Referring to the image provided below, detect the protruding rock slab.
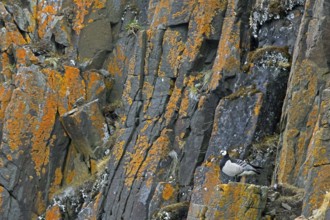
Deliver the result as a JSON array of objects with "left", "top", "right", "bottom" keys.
[
  {"left": 149, "top": 182, "right": 179, "bottom": 219},
  {"left": 208, "top": 90, "right": 263, "bottom": 156},
  {"left": 0, "top": 186, "right": 21, "bottom": 219},
  {"left": 187, "top": 162, "right": 268, "bottom": 220},
  {"left": 78, "top": 19, "right": 112, "bottom": 60},
  {"left": 61, "top": 99, "right": 109, "bottom": 160}
]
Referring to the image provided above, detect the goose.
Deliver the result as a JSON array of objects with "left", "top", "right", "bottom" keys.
[{"left": 219, "top": 150, "right": 262, "bottom": 180}]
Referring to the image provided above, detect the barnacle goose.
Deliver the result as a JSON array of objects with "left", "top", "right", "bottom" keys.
[{"left": 219, "top": 150, "right": 262, "bottom": 178}]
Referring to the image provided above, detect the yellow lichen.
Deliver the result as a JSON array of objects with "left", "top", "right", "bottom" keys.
[{"left": 162, "top": 183, "right": 175, "bottom": 200}]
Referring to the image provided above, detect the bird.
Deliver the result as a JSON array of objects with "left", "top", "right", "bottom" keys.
[{"left": 219, "top": 150, "right": 262, "bottom": 181}]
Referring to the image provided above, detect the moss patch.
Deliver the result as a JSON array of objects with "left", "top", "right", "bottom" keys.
[{"left": 224, "top": 85, "right": 260, "bottom": 101}]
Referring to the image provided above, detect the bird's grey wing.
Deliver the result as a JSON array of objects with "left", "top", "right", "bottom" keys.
[
  {"left": 233, "top": 159, "right": 256, "bottom": 171},
  {"left": 222, "top": 160, "right": 244, "bottom": 177}
]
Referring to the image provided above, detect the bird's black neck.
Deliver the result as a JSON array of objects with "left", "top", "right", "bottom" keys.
[{"left": 220, "top": 153, "right": 230, "bottom": 169}]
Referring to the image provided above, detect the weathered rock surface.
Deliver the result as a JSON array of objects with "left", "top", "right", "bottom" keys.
[
  {"left": 275, "top": 0, "right": 330, "bottom": 217},
  {"left": 0, "top": 0, "right": 329, "bottom": 219},
  {"left": 187, "top": 165, "right": 268, "bottom": 220},
  {"left": 61, "top": 99, "right": 109, "bottom": 161}
]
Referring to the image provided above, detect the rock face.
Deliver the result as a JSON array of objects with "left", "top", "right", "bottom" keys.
[{"left": 0, "top": 0, "right": 329, "bottom": 220}]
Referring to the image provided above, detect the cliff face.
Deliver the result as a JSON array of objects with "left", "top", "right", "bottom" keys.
[{"left": 0, "top": 0, "right": 329, "bottom": 220}]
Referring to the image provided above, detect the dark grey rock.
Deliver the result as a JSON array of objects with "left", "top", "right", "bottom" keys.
[
  {"left": 159, "top": 29, "right": 186, "bottom": 78},
  {"left": 258, "top": 7, "right": 304, "bottom": 53},
  {"left": 179, "top": 134, "right": 205, "bottom": 186},
  {"left": 78, "top": 19, "right": 112, "bottom": 60},
  {"left": 6, "top": 4, "right": 29, "bottom": 32},
  {"left": 103, "top": 36, "right": 133, "bottom": 102},
  {"left": 153, "top": 77, "right": 172, "bottom": 98},
  {"left": 146, "top": 96, "right": 168, "bottom": 119},
  {"left": 61, "top": 99, "right": 109, "bottom": 160},
  {"left": 82, "top": 70, "right": 108, "bottom": 105},
  {"left": 168, "top": 0, "right": 195, "bottom": 26},
  {"left": 0, "top": 187, "right": 22, "bottom": 219},
  {"left": 131, "top": 30, "right": 147, "bottom": 76},
  {"left": 126, "top": 100, "right": 142, "bottom": 127},
  {"left": 208, "top": 92, "right": 264, "bottom": 157},
  {"left": 0, "top": 158, "right": 19, "bottom": 191},
  {"left": 106, "top": 0, "right": 128, "bottom": 24},
  {"left": 146, "top": 29, "right": 165, "bottom": 77}
]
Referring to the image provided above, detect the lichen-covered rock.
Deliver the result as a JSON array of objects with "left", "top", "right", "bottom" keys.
[
  {"left": 275, "top": 0, "right": 330, "bottom": 217},
  {"left": 0, "top": 0, "right": 329, "bottom": 219},
  {"left": 153, "top": 202, "right": 189, "bottom": 220},
  {"left": 61, "top": 99, "right": 110, "bottom": 161},
  {"left": 45, "top": 205, "right": 62, "bottom": 220},
  {"left": 82, "top": 70, "right": 108, "bottom": 105},
  {"left": 78, "top": 18, "right": 112, "bottom": 61},
  {"left": 308, "top": 192, "right": 330, "bottom": 220},
  {"left": 187, "top": 162, "right": 268, "bottom": 220},
  {"left": 149, "top": 182, "right": 179, "bottom": 219}
]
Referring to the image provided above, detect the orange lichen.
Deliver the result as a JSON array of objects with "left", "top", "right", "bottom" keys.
[
  {"left": 150, "top": 0, "right": 170, "bottom": 28},
  {"left": 162, "top": 183, "right": 175, "bottom": 200},
  {"left": 30, "top": 93, "right": 57, "bottom": 176},
  {"left": 15, "top": 48, "right": 27, "bottom": 65},
  {"left": 164, "top": 86, "right": 182, "bottom": 126},
  {"left": 48, "top": 168, "right": 63, "bottom": 200},
  {"left": 197, "top": 95, "right": 207, "bottom": 109},
  {"left": 83, "top": 71, "right": 105, "bottom": 101},
  {"left": 72, "top": 0, "right": 105, "bottom": 34},
  {"left": 124, "top": 129, "right": 170, "bottom": 188},
  {"left": 181, "top": 0, "right": 227, "bottom": 64},
  {"left": 201, "top": 163, "right": 221, "bottom": 205},
  {"left": 210, "top": 1, "right": 241, "bottom": 91},
  {"left": 107, "top": 46, "right": 125, "bottom": 76},
  {"left": 65, "top": 169, "right": 76, "bottom": 185},
  {"left": 171, "top": 1, "right": 194, "bottom": 19},
  {"left": 93, "top": 0, "right": 106, "bottom": 9},
  {"left": 125, "top": 135, "right": 150, "bottom": 186},
  {"left": 0, "top": 186, "right": 4, "bottom": 209},
  {"left": 276, "top": 60, "right": 320, "bottom": 184},
  {"left": 72, "top": 0, "right": 92, "bottom": 33},
  {"left": 112, "top": 140, "right": 126, "bottom": 163},
  {"left": 164, "top": 30, "right": 185, "bottom": 74},
  {"left": 0, "top": 83, "right": 13, "bottom": 121},
  {"left": 142, "top": 81, "right": 154, "bottom": 102},
  {"left": 58, "top": 66, "right": 86, "bottom": 114},
  {"left": 193, "top": 0, "right": 227, "bottom": 38},
  {"left": 36, "top": 191, "right": 46, "bottom": 215},
  {"left": 5, "top": 99, "right": 27, "bottom": 152},
  {"left": 2, "top": 28, "right": 27, "bottom": 50},
  {"left": 277, "top": 128, "right": 299, "bottom": 183},
  {"left": 45, "top": 205, "right": 62, "bottom": 220},
  {"left": 303, "top": 166, "right": 330, "bottom": 214},
  {"left": 122, "top": 76, "right": 134, "bottom": 106},
  {"left": 37, "top": 1, "right": 60, "bottom": 38},
  {"left": 178, "top": 90, "right": 190, "bottom": 118},
  {"left": 6, "top": 155, "right": 12, "bottom": 161},
  {"left": 253, "top": 95, "right": 263, "bottom": 116}
]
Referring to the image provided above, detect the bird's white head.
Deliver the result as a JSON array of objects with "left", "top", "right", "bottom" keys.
[{"left": 220, "top": 150, "right": 227, "bottom": 156}]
